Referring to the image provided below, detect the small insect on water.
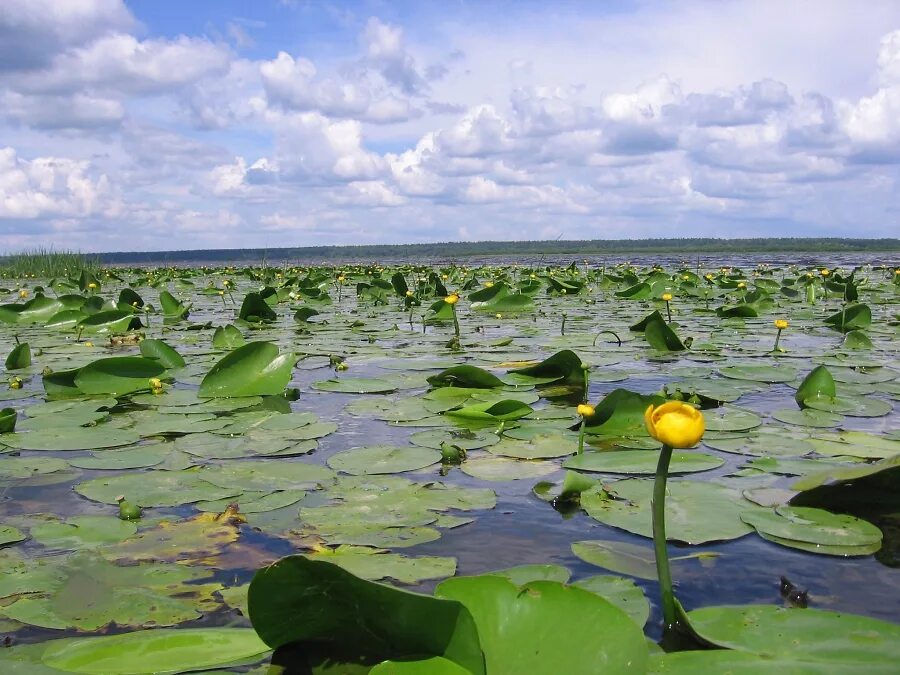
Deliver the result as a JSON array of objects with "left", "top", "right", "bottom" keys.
[{"left": 780, "top": 575, "right": 809, "bottom": 608}]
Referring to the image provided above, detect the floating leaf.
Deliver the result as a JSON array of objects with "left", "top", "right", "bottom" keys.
[
  {"left": 328, "top": 446, "right": 441, "bottom": 475},
  {"left": 199, "top": 342, "right": 296, "bottom": 398},
  {"left": 248, "top": 556, "right": 485, "bottom": 673},
  {"left": 436, "top": 575, "right": 647, "bottom": 675},
  {"left": 41, "top": 628, "right": 268, "bottom": 675}
]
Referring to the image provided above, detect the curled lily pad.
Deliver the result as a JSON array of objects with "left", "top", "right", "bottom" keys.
[
  {"left": 74, "top": 357, "right": 165, "bottom": 396},
  {"left": 198, "top": 342, "right": 296, "bottom": 398},
  {"left": 0, "top": 524, "right": 25, "bottom": 547},
  {"left": 741, "top": 506, "right": 882, "bottom": 550}
]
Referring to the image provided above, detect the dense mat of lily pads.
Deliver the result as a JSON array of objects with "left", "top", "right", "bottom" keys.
[{"left": 0, "top": 259, "right": 898, "bottom": 673}]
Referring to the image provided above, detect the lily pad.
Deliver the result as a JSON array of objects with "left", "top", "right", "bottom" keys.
[{"left": 327, "top": 446, "right": 442, "bottom": 475}]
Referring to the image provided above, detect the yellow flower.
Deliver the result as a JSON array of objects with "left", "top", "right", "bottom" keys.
[
  {"left": 662, "top": 293, "right": 673, "bottom": 301},
  {"left": 644, "top": 401, "right": 705, "bottom": 448},
  {"left": 18, "top": 289, "right": 28, "bottom": 298},
  {"left": 441, "top": 274, "right": 449, "bottom": 280},
  {"left": 88, "top": 282, "right": 97, "bottom": 289},
  {"left": 444, "top": 293, "right": 460, "bottom": 305},
  {"left": 895, "top": 269, "right": 900, "bottom": 275},
  {"left": 820, "top": 269, "right": 830, "bottom": 277},
  {"left": 682, "top": 275, "right": 690, "bottom": 281},
  {"left": 495, "top": 313, "right": 502, "bottom": 319},
  {"left": 737, "top": 282, "right": 746, "bottom": 289},
  {"left": 149, "top": 378, "right": 162, "bottom": 389},
  {"left": 529, "top": 273, "right": 536, "bottom": 279},
  {"left": 9, "top": 376, "right": 23, "bottom": 390},
  {"left": 704, "top": 273, "right": 713, "bottom": 280},
  {"left": 83, "top": 341, "right": 93, "bottom": 347},
  {"left": 485, "top": 281, "right": 494, "bottom": 288},
  {"left": 577, "top": 403, "right": 595, "bottom": 418},
  {"left": 337, "top": 275, "right": 345, "bottom": 282},
  {"left": 774, "top": 319, "right": 789, "bottom": 330},
  {"left": 405, "top": 290, "right": 414, "bottom": 297}
]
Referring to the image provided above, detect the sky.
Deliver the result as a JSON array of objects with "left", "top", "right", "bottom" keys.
[{"left": 1, "top": 0, "right": 899, "bottom": 252}]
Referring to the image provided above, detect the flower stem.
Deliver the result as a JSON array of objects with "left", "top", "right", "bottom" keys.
[
  {"left": 773, "top": 328, "right": 782, "bottom": 352},
  {"left": 653, "top": 443, "right": 677, "bottom": 631},
  {"left": 665, "top": 301, "right": 672, "bottom": 323},
  {"left": 451, "top": 306, "right": 460, "bottom": 337},
  {"left": 577, "top": 418, "right": 586, "bottom": 455}
]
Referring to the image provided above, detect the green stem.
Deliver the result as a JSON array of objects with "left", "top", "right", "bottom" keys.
[
  {"left": 577, "top": 419, "right": 586, "bottom": 455},
  {"left": 773, "top": 329, "right": 782, "bottom": 352},
  {"left": 653, "top": 443, "right": 677, "bottom": 630},
  {"left": 665, "top": 301, "right": 672, "bottom": 323},
  {"left": 452, "top": 306, "right": 460, "bottom": 337}
]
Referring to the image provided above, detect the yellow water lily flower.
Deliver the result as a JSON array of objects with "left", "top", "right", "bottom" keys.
[
  {"left": 662, "top": 293, "right": 673, "bottom": 302},
  {"left": 774, "top": 319, "right": 789, "bottom": 330},
  {"left": 88, "top": 282, "right": 97, "bottom": 289},
  {"left": 149, "top": 377, "right": 162, "bottom": 389},
  {"left": 405, "top": 290, "right": 414, "bottom": 297},
  {"left": 83, "top": 341, "right": 93, "bottom": 347},
  {"left": 820, "top": 269, "right": 830, "bottom": 277},
  {"left": 444, "top": 293, "right": 460, "bottom": 305},
  {"left": 577, "top": 403, "right": 595, "bottom": 418},
  {"left": 644, "top": 401, "right": 705, "bottom": 448},
  {"left": 484, "top": 281, "right": 494, "bottom": 288},
  {"left": 18, "top": 289, "right": 28, "bottom": 298},
  {"left": 737, "top": 282, "right": 746, "bottom": 289}
]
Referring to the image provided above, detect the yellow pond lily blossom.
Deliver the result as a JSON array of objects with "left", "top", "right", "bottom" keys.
[
  {"left": 644, "top": 401, "right": 705, "bottom": 449},
  {"left": 576, "top": 403, "right": 595, "bottom": 418},
  {"left": 662, "top": 293, "right": 673, "bottom": 302},
  {"left": 444, "top": 293, "right": 460, "bottom": 305},
  {"left": 774, "top": 319, "right": 789, "bottom": 330}
]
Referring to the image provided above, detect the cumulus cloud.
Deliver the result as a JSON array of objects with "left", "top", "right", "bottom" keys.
[
  {"left": 0, "top": 147, "right": 117, "bottom": 219},
  {"left": 0, "top": 0, "right": 134, "bottom": 72},
  {"left": 2, "top": 4, "right": 900, "bottom": 250}
]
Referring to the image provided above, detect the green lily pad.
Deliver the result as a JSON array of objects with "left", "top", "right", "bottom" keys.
[
  {"left": 563, "top": 450, "right": 723, "bottom": 475},
  {"left": 435, "top": 575, "right": 647, "bottom": 675},
  {"left": 582, "top": 479, "right": 757, "bottom": 544},
  {"left": 41, "top": 628, "right": 269, "bottom": 675},
  {"left": 30, "top": 516, "right": 137, "bottom": 550},
  {"left": 487, "top": 434, "right": 577, "bottom": 459},
  {"left": 409, "top": 428, "right": 500, "bottom": 451},
  {"left": 198, "top": 342, "right": 296, "bottom": 398},
  {"left": 248, "top": 556, "right": 484, "bottom": 673},
  {"left": 772, "top": 408, "right": 844, "bottom": 428},
  {"left": 686, "top": 604, "right": 900, "bottom": 666},
  {"left": 306, "top": 546, "right": 457, "bottom": 584},
  {"left": 0, "top": 524, "right": 25, "bottom": 547},
  {"left": 327, "top": 446, "right": 441, "bottom": 475},
  {"left": 719, "top": 365, "right": 798, "bottom": 383},
  {"left": 0, "top": 426, "right": 139, "bottom": 451},
  {"left": 313, "top": 377, "right": 398, "bottom": 394},
  {"left": 75, "top": 470, "right": 240, "bottom": 506},
  {"left": 703, "top": 405, "right": 762, "bottom": 432},
  {"left": 572, "top": 575, "right": 650, "bottom": 627},
  {"left": 459, "top": 456, "right": 558, "bottom": 481},
  {"left": 741, "top": 506, "right": 882, "bottom": 548}
]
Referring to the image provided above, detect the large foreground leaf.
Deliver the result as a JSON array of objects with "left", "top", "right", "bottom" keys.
[
  {"left": 248, "top": 556, "right": 485, "bottom": 674},
  {"left": 199, "top": 341, "right": 296, "bottom": 398},
  {"left": 435, "top": 575, "right": 647, "bottom": 674}
]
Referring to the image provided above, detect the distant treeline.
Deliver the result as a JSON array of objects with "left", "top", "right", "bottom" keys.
[{"left": 99, "top": 238, "right": 900, "bottom": 264}]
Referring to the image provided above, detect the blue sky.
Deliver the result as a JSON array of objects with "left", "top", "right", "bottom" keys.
[{"left": 1, "top": 0, "right": 899, "bottom": 252}]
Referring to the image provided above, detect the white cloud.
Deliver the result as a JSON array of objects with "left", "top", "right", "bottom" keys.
[
  {"left": 361, "top": 17, "right": 427, "bottom": 95},
  {"left": 11, "top": 33, "right": 231, "bottom": 96},
  {"left": 0, "top": 0, "right": 134, "bottom": 72},
  {"left": 0, "top": 147, "right": 117, "bottom": 219}
]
